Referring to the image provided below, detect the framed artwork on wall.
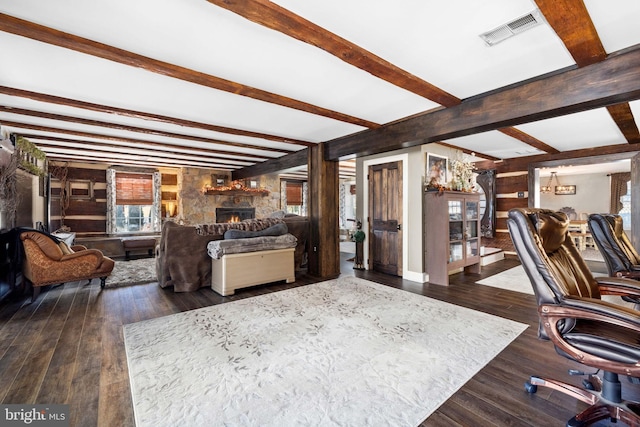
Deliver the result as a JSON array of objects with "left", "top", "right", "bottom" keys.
[{"left": 426, "top": 154, "right": 448, "bottom": 188}]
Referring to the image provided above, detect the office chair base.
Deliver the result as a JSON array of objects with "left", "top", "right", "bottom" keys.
[{"left": 526, "top": 375, "right": 640, "bottom": 427}]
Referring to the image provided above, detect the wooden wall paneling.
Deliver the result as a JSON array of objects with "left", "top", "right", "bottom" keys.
[
  {"left": 307, "top": 145, "right": 339, "bottom": 279},
  {"left": 496, "top": 197, "right": 528, "bottom": 212},
  {"left": 161, "top": 191, "right": 177, "bottom": 201},
  {"left": 65, "top": 167, "right": 106, "bottom": 182},
  {"left": 49, "top": 219, "right": 106, "bottom": 234},
  {"left": 64, "top": 200, "right": 107, "bottom": 216},
  {"left": 496, "top": 218, "right": 510, "bottom": 231},
  {"left": 161, "top": 174, "right": 177, "bottom": 185},
  {"left": 93, "top": 189, "right": 107, "bottom": 200},
  {"left": 48, "top": 166, "right": 108, "bottom": 235},
  {"left": 62, "top": 219, "right": 106, "bottom": 233},
  {"left": 497, "top": 174, "right": 528, "bottom": 194}
]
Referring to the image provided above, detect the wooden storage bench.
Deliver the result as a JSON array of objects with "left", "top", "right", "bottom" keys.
[
  {"left": 211, "top": 248, "right": 295, "bottom": 296},
  {"left": 121, "top": 237, "right": 157, "bottom": 260}
]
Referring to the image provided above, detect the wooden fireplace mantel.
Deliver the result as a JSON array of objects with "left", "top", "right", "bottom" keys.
[{"left": 203, "top": 189, "right": 269, "bottom": 197}]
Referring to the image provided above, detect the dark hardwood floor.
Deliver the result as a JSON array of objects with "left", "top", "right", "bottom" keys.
[{"left": 0, "top": 252, "right": 636, "bottom": 426}]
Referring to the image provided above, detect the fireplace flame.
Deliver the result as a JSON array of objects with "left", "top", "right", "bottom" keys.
[{"left": 228, "top": 215, "right": 240, "bottom": 223}]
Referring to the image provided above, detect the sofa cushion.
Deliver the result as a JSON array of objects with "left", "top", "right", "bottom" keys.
[
  {"left": 207, "top": 234, "right": 297, "bottom": 259},
  {"left": 195, "top": 218, "right": 284, "bottom": 236},
  {"left": 224, "top": 222, "right": 288, "bottom": 239}
]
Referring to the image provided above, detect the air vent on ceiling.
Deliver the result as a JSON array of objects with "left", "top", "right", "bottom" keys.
[{"left": 479, "top": 9, "right": 544, "bottom": 47}]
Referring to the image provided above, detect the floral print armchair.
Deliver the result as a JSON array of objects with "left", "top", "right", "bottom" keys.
[{"left": 20, "top": 230, "right": 115, "bottom": 301}]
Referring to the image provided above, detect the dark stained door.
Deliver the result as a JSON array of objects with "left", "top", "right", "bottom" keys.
[{"left": 368, "top": 161, "right": 403, "bottom": 276}]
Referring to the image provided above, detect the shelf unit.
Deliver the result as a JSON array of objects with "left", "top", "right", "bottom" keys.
[
  {"left": 424, "top": 190, "right": 481, "bottom": 285},
  {"left": 161, "top": 173, "right": 178, "bottom": 218}
]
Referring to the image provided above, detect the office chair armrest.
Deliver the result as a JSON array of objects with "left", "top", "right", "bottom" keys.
[
  {"left": 596, "top": 276, "right": 640, "bottom": 297},
  {"left": 618, "top": 269, "right": 640, "bottom": 279},
  {"left": 540, "top": 299, "right": 640, "bottom": 377},
  {"left": 548, "top": 296, "right": 640, "bottom": 329}
]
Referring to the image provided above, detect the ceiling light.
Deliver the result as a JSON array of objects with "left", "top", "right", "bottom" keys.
[{"left": 540, "top": 172, "right": 576, "bottom": 195}]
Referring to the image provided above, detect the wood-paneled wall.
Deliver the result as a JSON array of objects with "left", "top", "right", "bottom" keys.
[
  {"left": 50, "top": 165, "right": 108, "bottom": 235},
  {"left": 478, "top": 168, "right": 528, "bottom": 253}
]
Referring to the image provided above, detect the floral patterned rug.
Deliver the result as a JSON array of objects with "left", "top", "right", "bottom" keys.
[
  {"left": 123, "top": 276, "right": 527, "bottom": 427},
  {"left": 106, "top": 258, "right": 157, "bottom": 287}
]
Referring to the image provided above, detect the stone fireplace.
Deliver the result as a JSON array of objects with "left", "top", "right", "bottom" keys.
[{"left": 216, "top": 207, "right": 255, "bottom": 223}]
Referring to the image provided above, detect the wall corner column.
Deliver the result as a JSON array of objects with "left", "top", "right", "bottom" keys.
[{"left": 307, "top": 144, "right": 340, "bottom": 278}]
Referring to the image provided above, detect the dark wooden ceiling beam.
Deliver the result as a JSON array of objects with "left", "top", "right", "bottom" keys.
[
  {"left": 206, "top": 0, "right": 460, "bottom": 108},
  {"left": 474, "top": 142, "right": 639, "bottom": 174},
  {"left": 233, "top": 149, "right": 308, "bottom": 180},
  {"left": 26, "top": 135, "right": 254, "bottom": 166},
  {"left": 0, "top": 13, "right": 378, "bottom": 129},
  {"left": 436, "top": 142, "right": 501, "bottom": 161},
  {"left": 607, "top": 103, "right": 640, "bottom": 144},
  {"left": 209, "top": 0, "right": 558, "bottom": 156},
  {"left": 38, "top": 142, "right": 242, "bottom": 169},
  {"left": 2, "top": 120, "right": 271, "bottom": 161},
  {"left": 0, "top": 85, "right": 312, "bottom": 147},
  {"left": 534, "top": 0, "right": 606, "bottom": 67},
  {"left": 0, "top": 106, "right": 288, "bottom": 154},
  {"left": 324, "top": 46, "right": 640, "bottom": 161},
  {"left": 535, "top": 0, "right": 640, "bottom": 144},
  {"left": 44, "top": 152, "right": 236, "bottom": 170},
  {"left": 236, "top": 46, "right": 640, "bottom": 176},
  {"left": 497, "top": 128, "right": 560, "bottom": 154}
]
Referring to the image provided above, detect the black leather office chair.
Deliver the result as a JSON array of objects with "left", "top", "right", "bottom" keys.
[
  {"left": 508, "top": 208, "right": 640, "bottom": 426},
  {"left": 588, "top": 213, "right": 640, "bottom": 279}
]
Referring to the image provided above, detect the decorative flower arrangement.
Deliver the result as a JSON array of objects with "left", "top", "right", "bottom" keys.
[
  {"left": 449, "top": 153, "right": 476, "bottom": 192},
  {"left": 203, "top": 179, "right": 269, "bottom": 195}
]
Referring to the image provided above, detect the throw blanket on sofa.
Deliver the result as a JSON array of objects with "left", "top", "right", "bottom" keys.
[
  {"left": 196, "top": 218, "right": 283, "bottom": 236},
  {"left": 207, "top": 234, "right": 297, "bottom": 259}
]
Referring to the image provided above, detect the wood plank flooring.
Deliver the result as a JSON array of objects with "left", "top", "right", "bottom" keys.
[{"left": 0, "top": 253, "right": 636, "bottom": 426}]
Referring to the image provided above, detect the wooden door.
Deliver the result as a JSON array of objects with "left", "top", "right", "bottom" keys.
[{"left": 368, "top": 161, "right": 402, "bottom": 276}]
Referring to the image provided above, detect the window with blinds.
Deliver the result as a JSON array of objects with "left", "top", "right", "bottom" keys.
[
  {"left": 115, "top": 172, "right": 154, "bottom": 233},
  {"left": 116, "top": 173, "right": 153, "bottom": 205},
  {"left": 286, "top": 182, "right": 303, "bottom": 206}
]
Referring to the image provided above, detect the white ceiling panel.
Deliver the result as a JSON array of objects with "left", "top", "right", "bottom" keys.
[
  {"left": 0, "top": 1, "right": 638, "bottom": 171},
  {"left": 441, "top": 131, "right": 545, "bottom": 160},
  {"left": 584, "top": 0, "right": 640, "bottom": 53},
  {"left": 0, "top": 0, "right": 439, "bottom": 125},
  {"left": 0, "top": 94, "right": 305, "bottom": 153},
  {"left": 514, "top": 108, "right": 627, "bottom": 151},
  {"left": 0, "top": 32, "right": 365, "bottom": 143},
  {"left": 272, "top": 0, "right": 576, "bottom": 99}
]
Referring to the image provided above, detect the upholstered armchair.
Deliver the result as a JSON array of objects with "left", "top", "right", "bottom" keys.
[
  {"left": 20, "top": 230, "right": 115, "bottom": 301},
  {"left": 507, "top": 208, "right": 640, "bottom": 426},
  {"left": 588, "top": 213, "right": 640, "bottom": 279}
]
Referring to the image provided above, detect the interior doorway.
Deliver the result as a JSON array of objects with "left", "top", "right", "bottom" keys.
[{"left": 368, "top": 161, "right": 403, "bottom": 276}]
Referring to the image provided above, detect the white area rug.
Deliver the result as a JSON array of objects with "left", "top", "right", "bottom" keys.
[
  {"left": 476, "top": 265, "right": 625, "bottom": 306},
  {"left": 123, "top": 276, "right": 527, "bottom": 427},
  {"left": 106, "top": 258, "right": 157, "bottom": 287},
  {"left": 476, "top": 266, "right": 534, "bottom": 294}
]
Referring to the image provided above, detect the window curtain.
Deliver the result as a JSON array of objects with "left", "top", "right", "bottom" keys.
[{"left": 610, "top": 172, "right": 631, "bottom": 214}]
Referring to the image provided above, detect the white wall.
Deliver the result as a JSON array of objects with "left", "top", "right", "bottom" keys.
[
  {"left": 539, "top": 172, "right": 610, "bottom": 217},
  {"left": 356, "top": 143, "right": 463, "bottom": 283}
]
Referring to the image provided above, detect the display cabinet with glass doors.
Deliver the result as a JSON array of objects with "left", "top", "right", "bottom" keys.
[{"left": 424, "top": 191, "right": 481, "bottom": 285}]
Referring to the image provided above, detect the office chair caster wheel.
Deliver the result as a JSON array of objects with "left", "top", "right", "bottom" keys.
[{"left": 524, "top": 381, "right": 537, "bottom": 393}]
